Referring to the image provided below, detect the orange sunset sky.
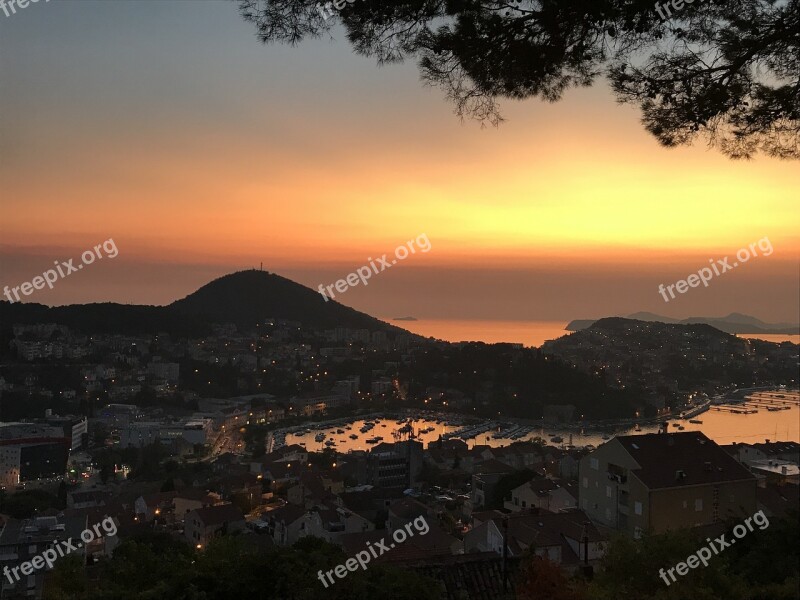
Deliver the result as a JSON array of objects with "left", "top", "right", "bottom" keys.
[{"left": 1, "top": 0, "right": 798, "bottom": 323}]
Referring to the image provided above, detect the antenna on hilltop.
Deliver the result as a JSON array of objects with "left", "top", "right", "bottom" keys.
[{"left": 260, "top": 262, "right": 263, "bottom": 271}]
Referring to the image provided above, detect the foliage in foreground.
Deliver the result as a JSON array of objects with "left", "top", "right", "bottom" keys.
[{"left": 44, "top": 533, "right": 440, "bottom": 600}]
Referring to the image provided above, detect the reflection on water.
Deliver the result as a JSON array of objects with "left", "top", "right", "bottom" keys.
[
  {"left": 738, "top": 333, "right": 800, "bottom": 344},
  {"left": 384, "top": 318, "right": 800, "bottom": 348},
  {"left": 384, "top": 319, "right": 569, "bottom": 347},
  {"left": 280, "top": 403, "right": 799, "bottom": 453},
  {"left": 287, "top": 418, "right": 462, "bottom": 453}
]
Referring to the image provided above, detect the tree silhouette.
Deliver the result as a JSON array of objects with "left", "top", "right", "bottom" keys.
[
  {"left": 516, "top": 555, "right": 587, "bottom": 600},
  {"left": 238, "top": 0, "right": 798, "bottom": 159}
]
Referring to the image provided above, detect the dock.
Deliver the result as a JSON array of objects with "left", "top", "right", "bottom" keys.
[{"left": 710, "top": 406, "right": 759, "bottom": 414}]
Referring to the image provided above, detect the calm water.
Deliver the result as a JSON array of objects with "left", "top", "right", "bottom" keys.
[
  {"left": 388, "top": 319, "right": 570, "bottom": 347},
  {"left": 280, "top": 399, "right": 799, "bottom": 453},
  {"left": 738, "top": 333, "right": 800, "bottom": 344},
  {"left": 390, "top": 319, "right": 799, "bottom": 348}
]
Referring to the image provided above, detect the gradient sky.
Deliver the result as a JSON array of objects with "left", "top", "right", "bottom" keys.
[{"left": 1, "top": 0, "right": 798, "bottom": 324}]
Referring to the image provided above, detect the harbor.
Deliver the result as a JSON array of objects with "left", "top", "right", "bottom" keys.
[{"left": 267, "top": 389, "right": 800, "bottom": 454}]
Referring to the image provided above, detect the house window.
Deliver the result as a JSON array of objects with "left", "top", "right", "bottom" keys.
[
  {"left": 606, "top": 486, "right": 612, "bottom": 498},
  {"left": 514, "top": 497, "right": 518, "bottom": 506},
  {"left": 682, "top": 500, "right": 688, "bottom": 509},
  {"left": 634, "top": 527, "right": 643, "bottom": 539},
  {"left": 590, "top": 458, "right": 599, "bottom": 470},
  {"left": 521, "top": 501, "right": 526, "bottom": 508},
  {"left": 582, "top": 477, "right": 588, "bottom": 488},
  {"left": 634, "top": 501, "right": 642, "bottom": 515},
  {"left": 695, "top": 499, "right": 703, "bottom": 511}
]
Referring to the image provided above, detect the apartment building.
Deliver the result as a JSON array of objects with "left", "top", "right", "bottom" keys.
[
  {"left": 0, "top": 424, "right": 71, "bottom": 488},
  {"left": 0, "top": 515, "right": 87, "bottom": 599},
  {"left": 579, "top": 432, "right": 757, "bottom": 538}
]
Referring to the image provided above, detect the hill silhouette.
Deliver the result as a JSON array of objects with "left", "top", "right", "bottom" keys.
[
  {"left": 566, "top": 312, "right": 799, "bottom": 335},
  {"left": 0, "top": 270, "right": 399, "bottom": 335},
  {"left": 170, "top": 270, "right": 396, "bottom": 331}
]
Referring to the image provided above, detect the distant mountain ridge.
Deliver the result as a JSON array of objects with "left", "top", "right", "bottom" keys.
[
  {"left": 565, "top": 312, "right": 799, "bottom": 335},
  {"left": 0, "top": 270, "right": 401, "bottom": 335}
]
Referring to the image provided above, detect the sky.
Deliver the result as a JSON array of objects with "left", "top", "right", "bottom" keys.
[{"left": 1, "top": 0, "right": 798, "bottom": 325}]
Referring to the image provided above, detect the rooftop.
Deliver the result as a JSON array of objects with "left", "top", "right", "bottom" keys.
[{"left": 615, "top": 432, "right": 756, "bottom": 489}]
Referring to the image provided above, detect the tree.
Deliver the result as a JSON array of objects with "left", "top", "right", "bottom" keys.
[
  {"left": 238, "top": 0, "right": 798, "bottom": 159},
  {"left": 43, "top": 555, "right": 88, "bottom": 600},
  {"left": 57, "top": 481, "right": 68, "bottom": 506},
  {"left": 517, "top": 555, "right": 587, "bottom": 600},
  {"left": 82, "top": 531, "right": 440, "bottom": 599},
  {"left": 588, "top": 526, "right": 773, "bottom": 600},
  {"left": 1, "top": 490, "right": 62, "bottom": 519},
  {"left": 99, "top": 463, "right": 111, "bottom": 484}
]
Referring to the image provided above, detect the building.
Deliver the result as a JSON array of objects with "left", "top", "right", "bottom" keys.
[
  {"left": 118, "top": 422, "right": 163, "bottom": 448},
  {"left": 40, "top": 413, "right": 88, "bottom": 452},
  {"left": 503, "top": 477, "right": 577, "bottom": 513},
  {"left": 97, "top": 404, "right": 141, "bottom": 426},
  {"left": 67, "top": 490, "right": 112, "bottom": 510},
  {"left": 471, "top": 460, "right": 515, "bottom": 508},
  {"left": 184, "top": 504, "right": 246, "bottom": 549},
  {"left": 367, "top": 440, "right": 423, "bottom": 488},
  {"left": 288, "top": 392, "right": 349, "bottom": 416},
  {"left": 579, "top": 432, "right": 757, "bottom": 538},
  {"left": 181, "top": 419, "right": 213, "bottom": 446},
  {"left": 464, "top": 510, "right": 607, "bottom": 571},
  {"left": 173, "top": 489, "right": 220, "bottom": 520},
  {"left": 734, "top": 441, "right": 800, "bottom": 466},
  {"left": 263, "top": 504, "right": 308, "bottom": 546},
  {"left": 0, "top": 423, "right": 71, "bottom": 488},
  {"left": 747, "top": 460, "right": 800, "bottom": 486},
  {"left": 135, "top": 492, "right": 178, "bottom": 522},
  {"left": 305, "top": 503, "right": 374, "bottom": 542},
  {"left": 0, "top": 515, "right": 87, "bottom": 599},
  {"left": 146, "top": 361, "right": 180, "bottom": 384}
]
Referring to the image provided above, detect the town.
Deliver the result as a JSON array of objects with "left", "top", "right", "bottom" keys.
[{"left": 0, "top": 296, "right": 797, "bottom": 599}]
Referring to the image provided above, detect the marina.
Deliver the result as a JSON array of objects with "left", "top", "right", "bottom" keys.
[{"left": 267, "top": 390, "right": 799, "bottom": 454}]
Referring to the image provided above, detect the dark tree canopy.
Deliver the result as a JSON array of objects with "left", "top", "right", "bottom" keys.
[{"left": 238, "top": 0, "right": 799, "bottom": 159}]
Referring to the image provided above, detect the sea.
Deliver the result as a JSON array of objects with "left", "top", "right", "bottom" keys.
[
  {"left": 279, "top": 395, "right": 800, "bottom": 453},
  {"left": 389, "top": 318, "right": 800, "bottom": 348}
]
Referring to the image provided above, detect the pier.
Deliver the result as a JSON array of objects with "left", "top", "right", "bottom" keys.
[{"left": 710, "top": 406, "right": 759, "bottom": 414}]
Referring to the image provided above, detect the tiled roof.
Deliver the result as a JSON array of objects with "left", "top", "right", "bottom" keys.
[
  {"left": 265, "top": 503, "right": 306, "bottom": 525},
  {"left": 388, "top": 497, "right": 429, "bottom": 519},
  {"left": 749, "top": 441, "right": 800, "bottom": 455},
  {"left": 615, "top": 432, "right": 756, "bottom": 489},
  {"left": 192, "top": 503, "right": 244, "bottom": 527},
  {"left": 757, "top": 483, "right": 800, "bottom": 518},
  {"left": 474, "top": 459, "right": 515, "bottom": 475},
  {"left": 413, "top": 553, "right": 520, "bottom": 600}
]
